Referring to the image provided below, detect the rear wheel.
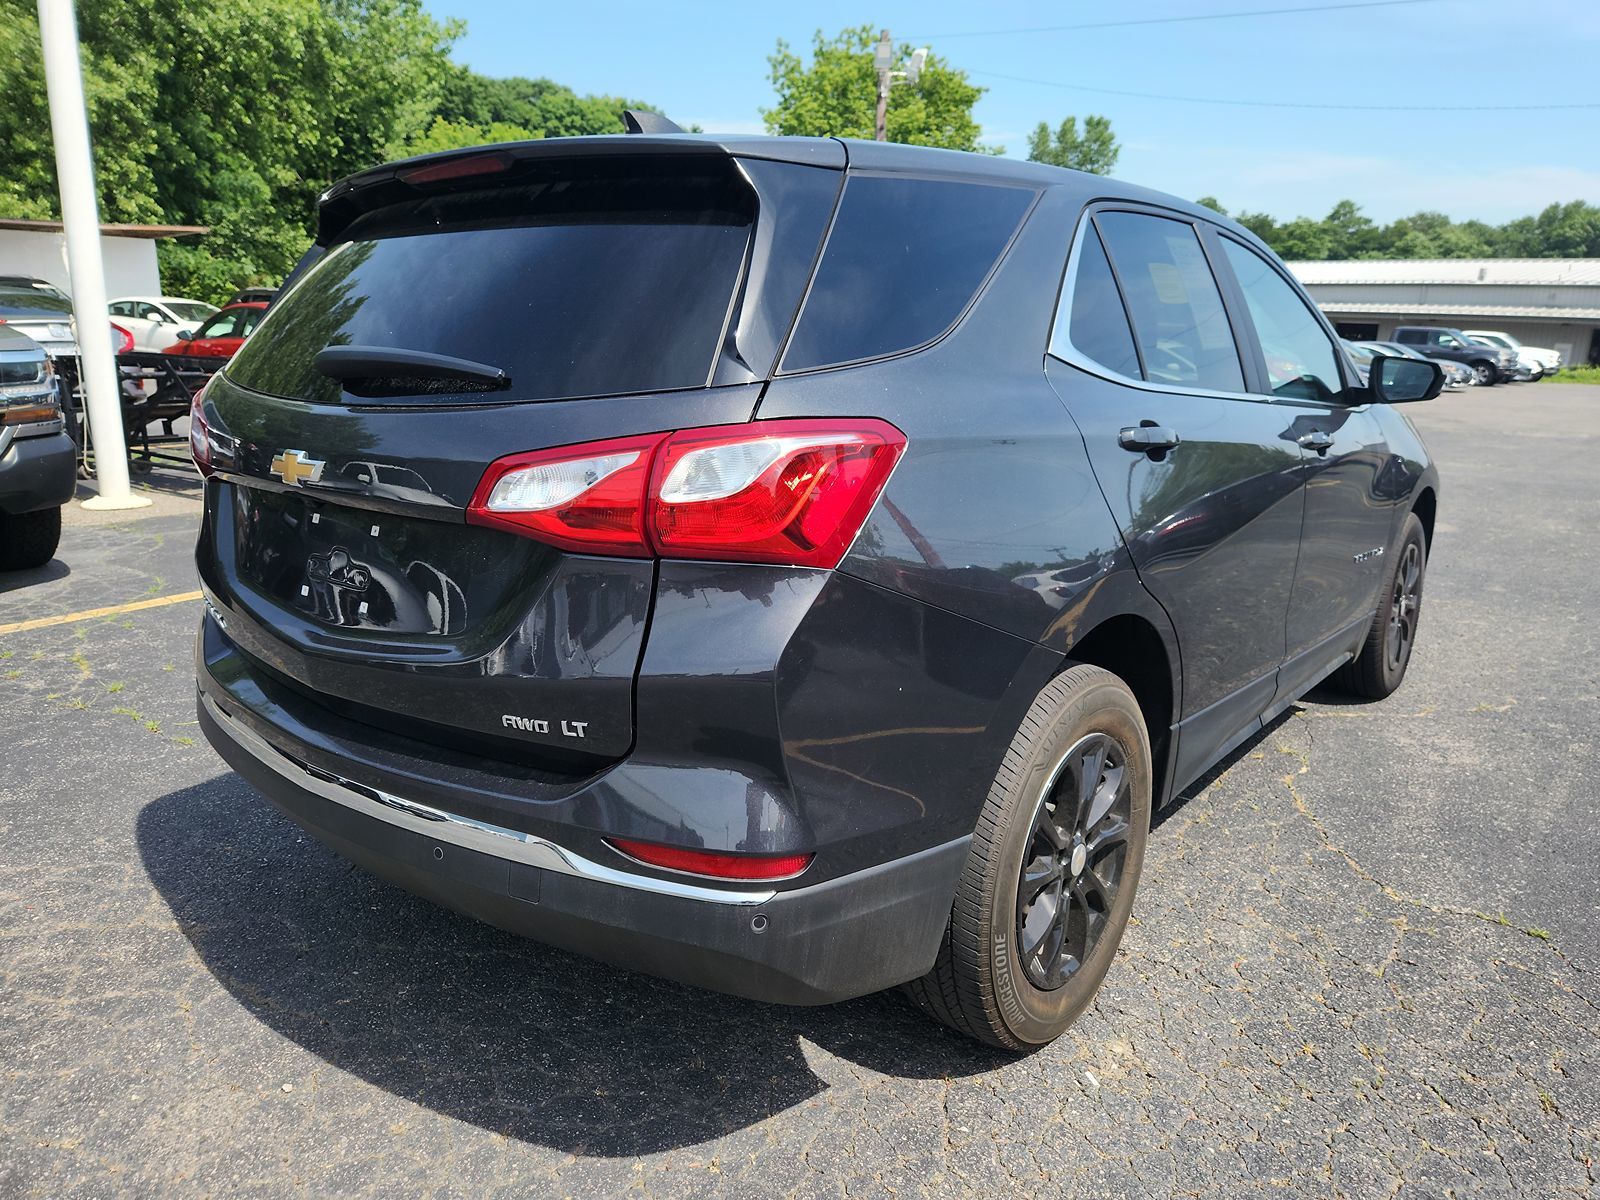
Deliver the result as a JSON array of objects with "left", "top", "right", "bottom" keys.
[
  {"left": 1471, "top": 360, "right": 1497, "bottom": 386},
  {"left": 904, "top": 664, "right": 1152, "bottom": 1050},
  {"left": 1332, "top": 512, "right": 1426, "bottom": 699},
  {"left": 0, "top": 506, "right": 63, "bottom": 571}
]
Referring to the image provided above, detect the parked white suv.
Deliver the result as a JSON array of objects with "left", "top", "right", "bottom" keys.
[{"left": 1463, "top": 330, "right": 1562, "bottom": 379}]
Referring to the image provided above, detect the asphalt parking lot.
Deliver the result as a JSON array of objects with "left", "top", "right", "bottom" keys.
[{"left": 2, "top": 385, "right": 1596, "bottom": 1198}]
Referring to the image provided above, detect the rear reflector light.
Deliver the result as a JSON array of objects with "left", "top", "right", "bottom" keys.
[
  {"left": 466, "top": 419, "right": 905, "bottom": 568},
  {"left": 608, "top": 838, "right": 814, "bottom": 881}
]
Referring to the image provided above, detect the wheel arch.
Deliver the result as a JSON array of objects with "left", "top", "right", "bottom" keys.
[
  {"left": 1411, "top": 485, "right": 1437, "bottom": 555},
  {"left": 1060, "top": 612, "right": 1178, "bottom": 808}
]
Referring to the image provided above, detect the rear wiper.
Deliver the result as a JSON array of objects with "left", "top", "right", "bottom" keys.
[{"left": 313, "top": 345, "right": 508, "bottom": 390}]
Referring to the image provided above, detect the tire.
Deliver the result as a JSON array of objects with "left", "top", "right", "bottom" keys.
[
  {"left": 904, "top": 664, "right": 1152, "bottom": 1050},
  {"left": 0, "top": 505, "right": 63, "bottom": 571},
  {"left": 1331, "top": 512, "right": 1426, "bottom": 700},
  {"left": 1470, "top": 360, "right": 1497, "bottom": 386}
]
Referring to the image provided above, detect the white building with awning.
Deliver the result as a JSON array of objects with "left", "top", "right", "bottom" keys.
[{"left": 1287, "top": 258, "right": 1600, "bottom": 367}]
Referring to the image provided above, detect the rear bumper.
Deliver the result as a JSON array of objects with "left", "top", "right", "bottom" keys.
[
  {"left": 198, "top": 677, "right": 970, "bottom": 1006},
  {"left": 0, "top": 429, "right": 76, "bottom": 515}
]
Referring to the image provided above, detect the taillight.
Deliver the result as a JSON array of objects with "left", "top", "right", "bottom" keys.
[
  {"left": 649, "top": 420, "right": 904, "bottom": 568},
  {"left": 466, "top": 419, "right": 905, "bottom": 568},
  {"left": 607, "top": 838, "right": 813, "bottom": 881},
  {"left": 189, "top": 380, "right": 214, "bottom": 477},
  {"left": 466, "top": 433, "right": 664, "bottom": 557},
  {"left": 110, "top": 322, "right": 134, "bottom": 356}
]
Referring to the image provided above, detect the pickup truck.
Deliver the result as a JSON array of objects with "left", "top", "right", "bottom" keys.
[
  {"left": 1391, "top": 325, "right": 1515, "bottom": 386},
  {"left": 0, "top": 324, "right": 75, "bottom": 570}
]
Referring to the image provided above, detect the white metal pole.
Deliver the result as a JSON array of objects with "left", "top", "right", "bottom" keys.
[{"left": 36, "top": 0, "right": 148, "bottom": 510}]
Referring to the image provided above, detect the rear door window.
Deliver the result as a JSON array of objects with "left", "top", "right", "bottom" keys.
[
  {"left": 1095, "top": 211, "right": 1244, "bottom": 393},
  {"left": 226, "top": 160, "right": 755, "bottom": 405},
  {"left": 1053, "top": 223, "right": 1141, "bottom": 379},
  {"left": 1218, "top": 238, "right": 1345, "bottom": 403},
  {"left": 780, "top": 175, "right": 1034, "bottom": 372}
]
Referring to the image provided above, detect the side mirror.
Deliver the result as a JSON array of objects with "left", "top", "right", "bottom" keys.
[
  {"left": 175, "top": 329, "right": 195, "bottom": 341},
  {"left": 1370, "top": 354, "right": 1443, "bottom": 404}
]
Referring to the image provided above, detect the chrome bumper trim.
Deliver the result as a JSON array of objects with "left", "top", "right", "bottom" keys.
[{"left": 203, "top": 694, "right": 776, "bottom": 906}]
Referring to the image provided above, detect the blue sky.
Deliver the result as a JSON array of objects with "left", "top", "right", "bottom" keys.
[{"left": 432, "top": 0, "right": 1600, "bottom": 224}]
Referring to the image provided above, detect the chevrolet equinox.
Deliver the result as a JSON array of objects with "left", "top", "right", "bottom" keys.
[{"left": 194, "top": 130, "right": 1442, "bottom": 1049}]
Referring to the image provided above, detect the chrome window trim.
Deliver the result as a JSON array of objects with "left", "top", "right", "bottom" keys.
[
  {"left": 203, "top": 694, "right": 778, "bottom": 906},
  {"left": 1046, "top": 204, "right": 1267, "bottom": 405}
]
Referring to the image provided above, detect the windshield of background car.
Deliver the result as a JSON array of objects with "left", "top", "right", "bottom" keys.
[
  {"left": 0, "top": 284, "right": 73, "bottom": 318},
  {"left": 169, "top": 302, "right": 214, "bottom": 322},
  {"left": 226, "top": 158, "right": 755, "bottom": 405}
]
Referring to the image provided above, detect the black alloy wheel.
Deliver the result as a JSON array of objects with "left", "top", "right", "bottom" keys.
[
  {"left": 1016, "top": 733, "right": 1132, "bottom": 990},
  {"left": 1387, "top": 539, "right": 1422, "bottom": 674}
]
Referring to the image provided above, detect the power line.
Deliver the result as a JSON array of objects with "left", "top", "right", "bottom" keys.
[
  {"left": 904, "top": 0, "right": 1441, "bottom": 41},
  {"left": 969, "top": 69, "right": 1600, "bottom": 112}
]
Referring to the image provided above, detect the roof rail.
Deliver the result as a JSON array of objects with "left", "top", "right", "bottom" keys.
[{"left": 622, "top": 110, "right": 685, "bottom": 135}]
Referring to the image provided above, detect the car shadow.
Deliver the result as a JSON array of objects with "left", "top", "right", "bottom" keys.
[
  {"left": 0, "top": 557, "right": 70, "bottom": 594},
  {"left": 137, "top": 774, "right": 1016, "bottom": 1157}
]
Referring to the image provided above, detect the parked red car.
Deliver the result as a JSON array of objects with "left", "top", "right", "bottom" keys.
[{"left": 162, "top": 302, "right": 266, "bottom": 358}]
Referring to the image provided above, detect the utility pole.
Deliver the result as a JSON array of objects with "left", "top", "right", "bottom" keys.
[
  {"left": 872, "top": 32, "right": 929, "bottom": 143},
  {"left": 873, "top": 29, "right": 892, "bottom": 142},
  {"left": 37, "top": 0, "right": 147, "bottom": 510}
]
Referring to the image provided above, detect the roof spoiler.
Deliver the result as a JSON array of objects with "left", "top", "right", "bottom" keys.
[{"left": 622, "top": 110, "right": 685, "bottom": 135}]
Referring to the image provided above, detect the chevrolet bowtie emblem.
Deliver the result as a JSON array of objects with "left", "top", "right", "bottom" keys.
[{"left": 269, "top": 449, "right": 324, "bottom": 487}]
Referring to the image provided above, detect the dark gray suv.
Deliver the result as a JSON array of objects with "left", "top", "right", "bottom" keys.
[{"left": 194, "top": 134, "right": 1443, "bottom": 1048}]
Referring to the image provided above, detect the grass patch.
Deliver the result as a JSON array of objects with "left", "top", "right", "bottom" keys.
[
  {"left": 106, "top": 681, "right": 125, "bottom": 693},
  {"left": 1526, "top": 927, "right": 1552, "bottom": 940},
  {"left": 1540, "top": 365, "right": 1600, "bottom": 385}
]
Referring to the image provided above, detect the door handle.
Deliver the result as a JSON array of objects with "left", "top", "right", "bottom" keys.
[
  {"left": 1119, "top": 425, "right": 1181, "bottom": 453},
  {"left": 1298, "top": 430, "right": 1335, "bottom": 454}
]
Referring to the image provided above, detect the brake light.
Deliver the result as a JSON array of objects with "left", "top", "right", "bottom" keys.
[
  {"left": 400, "top": 153, "right": 511, "bottom": 186},
  {"left": 608, "top": 838, "right": 813, "bottom": 881},
  {"left": 110, "top": 322, "right": 134, "bottom": 356},
  {"left": 466, "top": 419, "right": 905, "bottom": 568},
  {"left": 189, "top": 379, "right": 214, "bottom": 477}
]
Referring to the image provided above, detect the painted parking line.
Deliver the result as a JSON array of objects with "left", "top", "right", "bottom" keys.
[{"left": 0, "top": 590, "right": 203, "bottom": 636}]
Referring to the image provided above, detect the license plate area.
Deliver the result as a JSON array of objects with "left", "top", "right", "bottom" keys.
[{"left": 229, "top": 483, "right": 540, "bottom": 639}]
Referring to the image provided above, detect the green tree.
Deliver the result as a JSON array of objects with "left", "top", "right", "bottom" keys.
[
  {"left": 762, "top": 26, "right": 993, "bottom": 152},
  {"left": 434, "top": 69, "right": 655, "bottom": 139},
  {"left": 0, "top": 0, "right": 462, "bottom": 302},
  {"left": 1025, "top": 115, "right": 1118, "bottom": 175}
]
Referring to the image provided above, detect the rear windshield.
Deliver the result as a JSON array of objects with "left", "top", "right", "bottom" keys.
[
  {"left": 0, "top": 283, "right": 73, "bottom": 319},
  {"left": 226, "top": 160, "right": 754, "bottom": 405}
]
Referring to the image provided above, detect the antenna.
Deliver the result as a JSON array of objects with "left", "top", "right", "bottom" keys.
[{"left": 622, "top": 110, "right": 686, "bottom": 135}]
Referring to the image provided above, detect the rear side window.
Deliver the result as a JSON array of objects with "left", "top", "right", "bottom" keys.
[
  {"left": 1218, "top": 239, "right": 1344, "bottom": 402},
  {"left": 227, "top": 161, "right": 754, "bottom": 405},
  {"left": 1059, "top": 224, "right": 1141, "bottom": 379},
  {"left": 1395, "top": 329, "right": 1424, "bottom": 344},
  {"left": 1096, "top": 211, "right": 1243, "bottom": 393},
  {"left": 780, "top": 175, "right": 1034, "bottom": 372}
]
